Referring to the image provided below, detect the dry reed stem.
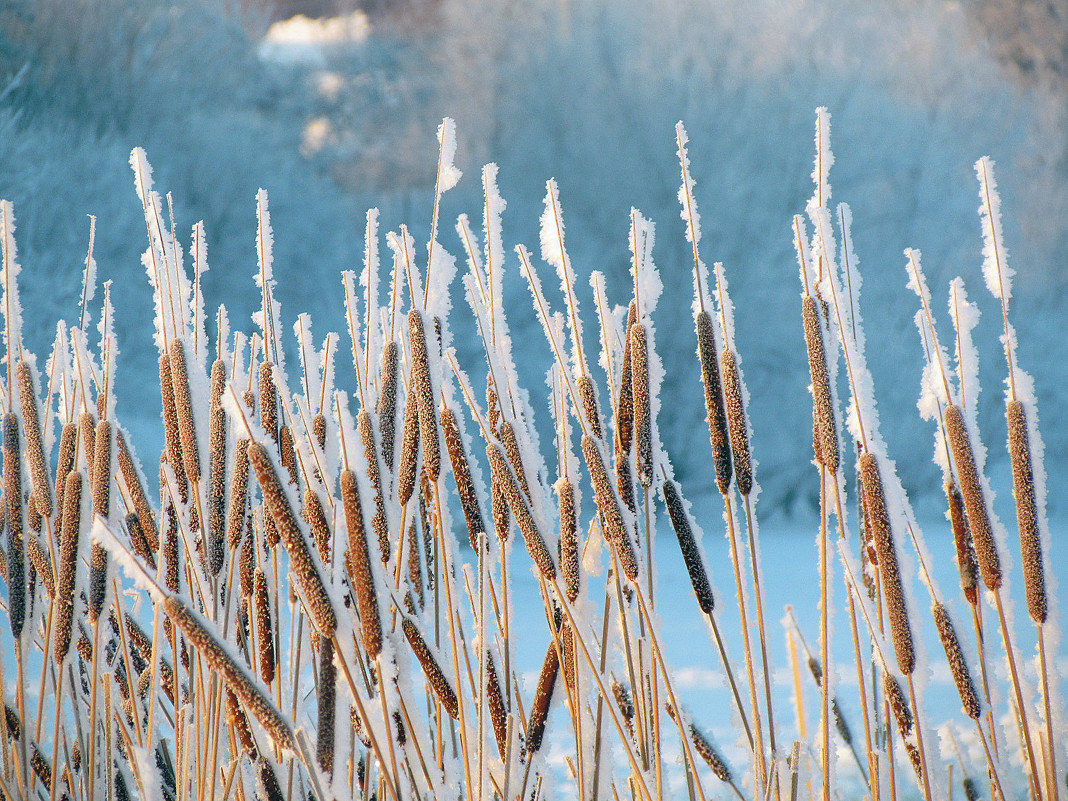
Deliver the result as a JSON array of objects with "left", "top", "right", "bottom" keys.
[
  {"left": 116, "top": 431, "right": 158, "bottom": 552},
  {"left": 357, "top": 409, "right": 390, "bottom": 562},
  {"left": 408, "top": 309, "right": 440, "bottom": 481},
  {"left": 486, "top": 442, "right": 556, "bottom": 580},
  {"left": 16, "top": 362, "right": 51, "bottom": 518},
  {"left": 526, "top": 637, "right": 560, "bottom": 755},
  {"left": 340, "top": 469, "right": 382, "bottom": 659},
  {"left": 397, "top": 388, "right": 420, "bottom": 506},
  {"left": 946, "top": 481, "right": 978, "bottom": 604},
  {"left": 401, "top": 617, "right": 458, "bottom": 719},
  {"left": 932, "top": 603, "right": 981, "bottom": 720},
  {"left": 943, "top": 404, "right": 1000, "bottom": 590},
  {"left": 169, "top": 339, "right": 200, "bottom": 485},
  {"left": 1006, "top": 399, "right": 1045, "bottom": 623},
  {"left": 801, "top": 297, "right": 839, "bottom": 474},
  {"left": 662, "top": 479, "right": 714, "bottom": 615},
  {"left": 54, "top": 470, "right": 82, "bottom": 663},
  {"left": 859, "top": 452, "right": 915, "bottom": 675},
  {"left": 3, "top": 413, "right": 25, "bottom": 640},
  {"left": 253, "top": 569, "right": 276, "bottom": 684},
  {"left": 377, "top": 341, "right": 400, "bottom": 473},
  {"left": 720, "top": 351, "right": 752, "bottom": 496},
  {"left": 629, "top": 323, "right": 652, "bottom": 489},
  {"left": 248, "top": 441, "right": 336, "bottom": 636},
  {"left": 581, "top": 434, "right": 638, "bottom": 582},
  {"left": 696, "top": 311, "right": 733, "bottom": 494},
  {"left": 317, "top": 637, "right": 336, "bottom": 774},
  {"left": 558, "top": 479, "right": 579, "bottom": 603},
  {"left": 441, "top": 405, "right": 485, "bottom": 551}
]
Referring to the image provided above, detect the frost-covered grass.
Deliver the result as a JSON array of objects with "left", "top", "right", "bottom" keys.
[{"left": 0, "top": 111, "right": 1063, "bottom": 801}]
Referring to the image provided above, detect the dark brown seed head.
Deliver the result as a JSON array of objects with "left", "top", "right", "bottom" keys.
[
  {"left": 491, "top": 478, "right": 510, "bottom": 541},
  {"left": 560, "top": 622, "right": 577, "bottom": 696},
  {"left": 248, "top": 442, "right": 336, "bottom": 636},
  {"left": 859, "top": 453, "right": 915, "bottom": 675},
  {"left": 629, "top": 324, "right": 653, "bottom": 488},
  {"left": 944, "top": 404, "right": 1000, "bottom": 590},
  {"left": 831, "top": 699, "right": 852, "bottom": 744},
  {"left": 526, "top": 637, "right": 560, "bottom": 754},
  {"left": 963, "top": 777, "right": 979, "bottom": 801},
  {"left": 27, "top": 534, "right": 53, "bottom": 599},
  {"left": 662, "top": 479, "right": 714, "bottom": 615},
  {"left": 163, "top": 500, "right": 180, "bottom": 594},
  {"left": 88, "top": 542, "right": 107, "bottom": 622},
  {"left": 92, "top": 419, "right": 112, "bottom": 517},
  {"left": 258, "top": 362, "right": 278, "bottom": 444},
  {"left": 208, "top": 397, "right": 227, "bottom": 574},
  {"left": 485, "top": 652, "right": 508, "bottom": 759},
  {"left": 257, "top": 758, "right": 285, "bottom": 801},
  {"left": 808, "top": 656, "right": 823, "bottom": 688},
  {"left": 357, "top": 410, "right": 390, "bottom": 562},
  {"left": 408, "top": 309, "right": 440, "bottom": 481},
  {"left": 486, "top": 373, "right": 501, "bottom": 435},
  {"left": 239, "top": 531, "right": 255, "bottom": 601},
  {"left": 801, "top": 296, "right": 839, "bottom": 473},
  {"left": 558, "top": 479, "right": 579, "bottom": 603},
  {"left": 279, "top": 425, "right": 298, "bottom": 487},
  {"left": 441, "top": 406, "right": 485, "bottom": 551},
  {"left": 946, "top": 481, "right": 978, "bottom": 604},
  {"left": 116, "top": 431, "right": 158, "bottom": 552},
  {"left": 80, "top": 409, "right": 98, "bottom": 479},
  {"left": 486, "top": 443, "right": 556, "bottom": 580},
  {"left": 55, "top": 422, "right": 77, "bottom": 532},
  {"left": 397, "top": 389, "right": 420, "bottom": 506},
  {"left": 577, "top": 374, "right": 603, "bottom": 441},
  {"left": 4, "top": 705, "right": 19, "bottom": 741},
  {"left": 17, "top": 361, "right": 51, "bottom": 519},
  {"left": 615, "top": 452, "right": 637, "bottom": 514},
  {"left": 406, "top": 519, "right": 424, "bottom": 608},
  {"left": 312, "top": 413, "right": 327, "bottom": 451},
  {"left": 720, "top": 350, "right": 752, "bottom": 496},
  {"left": 168, "top": 339, "right": 200, "bottom": 485},
  {"left": 125, "top": 513, "right": 155, "bottom": 570},
  {"left": 581, "top": 434, "right": 638, "bottom": 582},
  {"left": 317, "top": 636, "right": 337, "bottom": 774},
  {"left": 303, "top": 487, "right": 331, "bottom": 565},
  {"left": 376, "top": 341, "right": 399, "bottom": 473},
  {"left": 3, "top": 413, "right": 25, "bottom": 640},
  {"left": 696, "top": 310, "right": 732, "bottom": 494},
  {"left": 499, "top": 421, "right": 531, "bottom": 501},
  {"left": 1007, "top": 399, "right": 1046, "bottom": 623},
  {"left": 31, "top": 745, "right": 51, "bottom": 791},
  {"left": 612, "top": 679, "right": 634, "bottom": 734},
  {"left": 340, "top": 470, "right": 382, "bottom": 659},
  {"left": 933, "top": 602, "right": 981, "bottom": 719},
  {"left": 228, "top": 438, "right": 250, "bottom": 550},
  {"left": 253, "top": 569, "right": 275, "bottom": 684},
  {"left": 54, "top": 470, "right": 83, "bottom": 663},
  {"left": 226, "top": 687, "right": 258, "bottom": 758},
  {"left": 883, "top": 672, "right": 913, "bottom": 735},
  {"left": 615, "top": 300, "right": 637, "bottom": 460},
  {"left": 402, "top": 617, "right": 458, "bottom": 719}
]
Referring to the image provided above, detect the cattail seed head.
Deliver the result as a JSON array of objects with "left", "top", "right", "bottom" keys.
[
  {"left": 377, "top": 341, "right": 399, "bottom": 472},
  {"left": 486, "top": 442, "right": 556, "bottom": 580},
  {"left": 259, "top": 362, "right": 278, "bottom": 444},
  {"left": 163, "top": 498, "right": 180, "bottom": 594},
  {"left": 3, "top": 414, "right": 25, "bottom": 640},
  {"left": 397, "top": 389, "right": 420, "bottom": 506},
  {"left": 629, "top": 324, "right": 653, "bottom": 488},
  {"left": 31, "top": 745, "right": 51, "bottom": 791},
  {"left": 340, "top": 469, "right": 382, "bottom": 659},
  {"left": 317, "top": 637, "right": 336, "bottom": 774},
  {"left": 486, "top": 652, "right": 508, "bottom": 759},
  {"left": 116, "top": 431, "right": 159, "bottom": 552},
  {"left": 615, "top": 300, "right": 637, "bottom": 460},
  {"left": 662, "top": 479, "right": 714, "bottom": 615},
  {"left": 55, "top": 422, "right": 78, "bottom": 532},
  {"left": 491, "top": 478, "right": 510, "bottom": 542},
  {"left": 808, "top": 656, "right": 823, "bottom": 688},
  {"left": 208, "top": 397, "right": 227, "bottom": 575},
  {"left": 946, "top": 481, "right": 978, "bottom": 604},
  {"left": 612, "top": 679, "right": 635, "bottom": 736},
  {"left": 80, "top": 409, "right": 98, "bottom": 479},
  {"left": 226, "top": 687, "right": 258, "bottom": 758},
  {"left": 963, "top": 777, "right": 980, "bottom": 801},
  {"left": 696, "top": 310, "right": 733, "bottom": 494},
  {"left": 831, "top": 699, "right": 852, "bottom": 744},
  {"left": 801, "top": 296, "right": 839, "bottom": 473},
  {"left": 17, "top": 361, "right": 51, "bottom": 518},
  {"left": 406, "top": 518, "right": 424, "bottom": 608},
  {"left": 691, "top": 725, "right": 732, "bottom": 783},
  {"left": 720, "top": 350, "right": 752, "bottom": 496},
  {"left": 248, "top": 442, "right": 336, "bottom": 636},
  {"left": 253, "top": 569, "right": 275, "bottom": 684},
  {"left": 408, "top": 309, "right": 440, "bottom": 481},
  {"left": 615, "top": 452, "right": 637, "bottom": 514},
  {"left": 859, "top": 453, "right": 915, "bottom": 675},
  {"left": 441, "top": 405, "right": 485, "bottom": 551},
  {"left": 883, "top": 673, "right": 913, "bottom": 736},
  {"left": 4, "top": 705, "right": 19, "bottom": 741},
  {"left": 124, "top": 513, "right": 154, "bottom": 571},
  {"left": 526, "top": 637, "right": 560, "bottom": 755},
  {"left": 933, "top": 602, "right": 981, "bottom": 719},
  {"left": 402, "top": 617, "right": 458, "bottom": 719},
  {"left": 169, "top": 339, "right": 200, "bottom": 484},
  {"left": 54, "top": 470, "right": 83, "bottom": 663},
  {"left": 558, "top": 479, "right": 579, "bottom": 603},
  {"left": 486, "top": 373, "right": 501, "bottom": 434},
  {"left": 944, "top": 404, "right": 1001, "bottom": 590},
  {"left": 303, "top": 487, "right": 331, "bottom": 565},
  {"left": 577, "top": 374, "right": 603, "bottom": 441},
  {"left": 581, "top": 434, "right": 638, "bottom": 582},
  {"left": 257, "top": 758, "right": 285, "bottom": 801},
  {"left": 88, "top": 542, "right": 107, "bottom": 622},
  {"left": 27, "top": 534, "right": 53, "bottom": 599},
  {"left": 239, "top": 532, "right": 255, "bottom": 601},
  {"left": 499, "top": 422, "right": 531, "bottom": 501},
  {"left": 228, "top": 438, "right": 250, "bottom": 550},
  {"left": 92, "top": 419, "right": 112, "bottom": 517},
  {"left": 1006, "top": 399, "right": 1046, "bottom": 623},
  {"left": 357, "top": 410, "right": 390, "bottom": 562}
]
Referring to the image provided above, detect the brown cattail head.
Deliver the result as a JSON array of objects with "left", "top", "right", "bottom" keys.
[
  {"left": 357, "top": 410, "right": 390, "bottom": 563},
  {"left": 944, "top": 404, "right": 1001, "bottom": 590},
  {"left": 884, "top": 672, "right": 913, "bottom": 735},
  {"left": 3, "top": 413, "right": 25, "bottom": 640},
  {"left": 30, "top": 745, "right": 51, "bottom": 791},
  {"left": 402, "top": 617, "right": 458, "bottom": 719},
  {"left": 92, "top": 419, "right": 112, "bottom": 517},
  {"left": 208, "top": 387, "right": 227, "bottom": 575},
  {"left": 168, "top": 339, "right": 201, "bottom": 485},
  {"left": 257, "top": 758, "right": 285, "bottom": 801},
  {"left": 164, "top": 595, "right": 296, "bottom": 752},
  {"left": 116, "top": 431, "right": 159, "bottom": 552},
  {"left": 801, "top": 296, "right": 839, "bottom": 473},
  {"left": 526, "top": 637, "right": 560, "bottom": 755},
  {"left": 239, "top": 530, "right": 255, "bottom": 601},
  {"left": 226, "top": 687, "right": 258, "bottom": 758},
  {"left": 1006, "top": 399, "right": 1046, "bottom": 623},
  {"left": 248, "top": 442, "right": 336, "bottom": 636},
  {"left": 689, "top": 721, "right": 732, "bottom": 783},
  {"left": 340, "top": 469, "right": 383, "bottom": 659},
  {"left": 629, "top": 323, "right": 653, "bottom": 488},
  {"left": 80, "top": 409, "right": 98, "bottom": 479},
  {"left": 124, "top": 513, "right": 155, "bottom": 571},
  {"left": 615, "top": 299, "right": 637, "bottom": 460},
  {"left": 612, "top": 679, "right": 635, "bottom": 735},
  {"left": 27, "top": 534, "right": 53, "bottom": 599},
  {"left": 88, "top": 542, "right": 107, "bottom": 622},
  {"left": 376, "top": 341, "right": 399, "bottom": 472},
  {"left": 311, "top": 413, "right": 327, "bottom": 452},
  {"left": 933, "top": 602, "right": 981, "bottom": 719},
  {"left": 808, "top": 656, "right": 823, "bottom": 688},
  {"left": 4, "top": 705, "right": 19, "bottom": 741},
  {"left": 946, "top": 481, "right": 978, "bottom": 604},
  {"left": 720, "top": 350, "right": 753, "bottom": 496},
  {"left": 662, "top": 479, "right": 714, "bottom": 615},
  {"left": 317, "top": 636, "right": 337, "bottom": 774},
  {"left": 55, "top": 422, "right": 78, "bottom": 531},
  {"left": 500, "top": 421, "right": 531, "bottom": 501},
  {"left": 253, "top": 569, "right": 275, "bottom": 684},
  {"left": 163, "top": 498, "right": 180, "bottom": 594},
  {"left": 486, "top": 373, "right": 501, "bottom": 434},
  {"left": 486, "top": 443, "right": 556, "bottom": 580},
  {"left": 279, "top": 425, "right": 298, "bottom": 488},
  {"left": 441, "top": 405, "right": 485, "bottom": 551},
  {"left": 258, "top": 362, "right": 278, "bottom": 444},
  {"left": 17, "top": 361, "right": 52, "bottom": 519},
  {"left": 406, "top": 519, "right": 424, "bottom": 608},
  {"left": 577, "top": 373, "right": 603, "bottom": 441},
  {"left": 696, "top": 310, "right": 733, "bottom": 494},
  {"left": 963, "top": 777, "right": 980, "bottom": 801},
  {"left": 228, "top": 438, "right": 250, "bottom": 549},
  {"left": 490, "top": 478, "right": 511, "bottom": 542},
  {"left": 581, "top": 434, "right": 639, "bottom": 582},
  {"left": 303, "top": 487, "right": 331, "bottom": 565},
  {"left": 485, "top": 652, "right": 508, "bottom": 759},
  {"left": 859, "top": 453, "right": 915, "bottom": 675},
  {"left": 397, "top": 388, "right": 420, "bottom": 506},
  {"left": 558, "top": 479, "right": 579, "bottom": 603},
  {"left": 54, "top": 470, "right": 83, "bottom": 663},
  {"left": 408, "top": 309, "right": 441, "bottom": 481}
]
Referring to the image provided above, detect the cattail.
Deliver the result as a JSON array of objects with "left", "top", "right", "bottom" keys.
[
  {"left": 884, "top": 672, "right": 913, "bottom": 736},
  {"left": 17, "top": 361, "right": 51, "bottom": 518},
  {"left": 662, "top": 479, "right": 714, "bottom": 615},
  {"left": 486, "top": 374, "right": 502, "bottom": 434},
  {"left": 944, "top": 404, "right": 1000, "bottom": 590},
  {"left": 27, "top": 493, "right": 41, "bottom": 533},
  {"left": 169, "top": 339, "right": 200, "bottom": 485},
  {"left": 402, "top": 617, "right": 458, "bottom": 719},
  {"left": 80, "top": 409, "right": 98, "bottom": 478},
  {"left": 831, "top": 699, "right": 852, "bottom": 744},
  {"left": 526, "top": 637, "right": 560, "bottom": 755},
  {"left": 691, "top": 725, "right": 733, "bottom": 783},
  {"left": 3, "top": 414, "right": 25, "bottom": 640},
  {"left": 228, "top": 438, "right": 250, "bottom": 549},
  {"left": 116, "top": 431, "right": 159, "bottom": 552},
  {"left": 4, "top": 705, "right": 20, "bottom": 741},
  {"left": 351, "top": 707, "right": 372, "bottom": 749},
  {"left": 88, "top": 542, "right": 107, "bottom": 622},
  {"left": 239, "top": 531, "right": 255, "bottom": 601},
  {"left": 259, "top": 362, "right": 278, "bottom": 443},
  {"left": 257, "top": 758, "right": 286, "bottom": 801},
  {"left": 616, "top": 452, "right": 637, "bottom": 514},
  {"left": 486, "top": 652, "right": 508, "bottom": 759},
  {"left": 560, "top": 622, "right": 577, "bottom": 697},
  {"left": 696, "top": 310, "right": 733, "bottom": 494},
  {"left": 406, "top": 519, "right": 424, "bottom": 608},
  {"left": 558, "top": 479, "right": 579, "bottom": 603},
  {"left": 615, "top": 300, "right": 637, "bottom": 459},
  {"left": 253, "top": 569, "right": 275, "bottom": 684},
  {"left": 1006, "top": 399, "right": 1046, "bottom": 623},
  {"left": 340, "top": 469, "right": 382, "bottom": 658},
  {"left": 248, "top": 442, "right": 336, "bottom": 636},
  {"left": 92, "top": 418, "right": 112, "bottom": 516},
  {"left": 629, "top": 323, "right": 653, "bottom": 488},
  {"left": 226, "top": 687, "right": 258, "bottom": 757},
  {"left": 577, "top": 374, "right": 603, "bottom": 440},
  {"left": 720, "top": 350, "right": 752, "bottom": 496},
  {"left": 303, "top": 487, "right": 331, "bottom": 565},
  {"left": 962, "top": 777, "right": 980, "bottom": 801},
  {"left": 441, "top": 405, "right": 485, "bottom": 551},
  {"left": 499, "top": 421, "right": 531, "bottom": 501},
  {"left": 408, "top": 309, "right": 440, "bottom": 481},
  {"left": 54, "top": 470, "right": 83, "bottom": 663},
  {"left": 31, "top": 745, "right": 51, "bottom": 791},
  {"left": 208, "top": 373, "right": 227, "bottom": 575},
  {"left": 933, "top": 602, "right": 981, "bottom": 719},
  {"left": 164, "top": 595, "right": 297, "bottom": 752},
  {"left": 312, "top": 413, "right": 327, "bottom": 452},
  {"left": 397, "top": 388, "right": 420, "bottom": 506},
  {"left": 486, "top": 443, "right": 556, "bottom": 580},
  {"left": 317, "top": 636, "right": 336, "bottom": 774},
  {"left": 357, "top": 410, "right": 390, "bottom": 562},
  {"left": 801, "top": 296, "right": 839, "bottom": 474},
  {"left": 76, "top": 633, "right": 93, "bottom": 663},
  {"left": 490, "top": 469, "right": 511, "bottom": 541},
  {"left": 163, "top": 498, "right": 180, "bottom": 594},
  {"left": 946, "top": 482, "right": 978, "bottom": 604},
  {"left": 859, "top": 453, "right": 915, "bottom": 675},
  {"left": 278, "top": 425, "right": 297, "bottom": 487},
  {"left": 27, "top": 534, "right": 53, "bottom": 598},
  {"left": 581, "top": 434, "right": 638, "bottom": 582},
  {"left": 612, "top": 679, "right": 635, "bottom": 736},
  {"left": 55, "top": 422, "right": 77, "bottom": 530},
  {"left": 377, "top": 341, "right": 399, "bottom": 472}
]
